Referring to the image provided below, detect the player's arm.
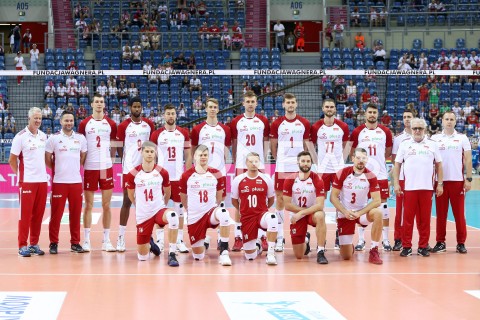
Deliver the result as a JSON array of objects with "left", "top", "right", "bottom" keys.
[
  {"left": 80, "top": 151, "right": 87, "bottom": 166},
  {"left": 263, "top": 137, "right": 270, "bottom": 163},
  {"left": 8, "top": 154, "right": 18, "bottom": 174},
  {"left": 110, "top": 140, "right": 117, "bottom": 162},
  {"left": 343, "top": 140, "right": 352, "bottom": 161},
  {"left": 393, "top": 162, "right": 402, "bottom": 194},
  {"left": 216, "top": 189, "right": 223, "bottom": 205},
  {"left": 231, "top": 138, "right": 237, "bottom": 161},
  {"left": 184, "top": 148, "right": 192, "bottom": 170},
  {"left": 270, "top": 138, "right": 278, "bottom": 160},
  {"left": 435, "top": 161, "right": 444, "bottom": 197},
  {"left": 180, "top": 192, "right": 188, "bottom": 211},
  {"left": 127, "top": 188, "right": 135, "bottom": 206},
  {"left": 45, "top": 151, "right": 54, "bottom": 169},
  {"left": 464, "top": 149, "right": 473, "bottom": 192},
  {"left": 231, "top": 196, "right": 239, "bottom": 210},
  {"left": 385, "top": 146, "right": 392, "bottom": 158},
  {"left": 356, "top": 191, "right": 381, "bottom": 217},
  {"left": 163, "top": 185, "right": 171, "bottom": 205},
  {"left": 305, "top": 140, "right": 318, "bottom": 164},
  {"left": 330, "top": 187, "right": 351, "bottom": 217},
  {"left": 267, "top": 196, "right": 274, "bottom": 208}
]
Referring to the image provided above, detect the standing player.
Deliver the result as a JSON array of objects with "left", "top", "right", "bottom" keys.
[
  {"left": 270, "top": 93, "right": 310, "bottom": 252},
  {"left": 125, "top": 141, "right": 179, "bottom": 266},
  {"left": 45, "top": 111, "right": 87, "bottom": 254},
  {"left": 310, "top": 98, "right": 349, "bottom": 249},
  {"left": 231, "top": 152, "right": 278, "bottom": 265},
  {"left": 431, "top": 111, "right": 472, "bottom": 254},
  {"left": 78, "top": 93, "right": 117, "bottom": 252},
  {"left": 349, "top": 103, "right": 393, "bottom": 251},
  {"left": 230, "top": 91, "right": 270, "bottom": 251},
  {"left": 390, "top": 109, "right": 414, "bottom": 251},
  {"left": 179, "top": 145, "right": 232, "bottom": 266},
  {"left": 330, "top": 148, "right": 384, "bottom": 264},
  {"left": 150, "top": 103, "right": 192, "bottom": 253},
  {"left": 9, "top": 107, "right": 48, "bottom": 257},
  {"left": 283, "top": 151, "right": 328, "bottom": 264},
  {"left": 393, "top": 118, "right": 443, "bottom": 257},
  {"left": 115, "top": 97, "right": 155, "bottom": 252}
]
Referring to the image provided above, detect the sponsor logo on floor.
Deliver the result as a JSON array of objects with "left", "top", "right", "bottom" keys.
[
  {"left": 217, "top": 291, "right": 345, "bottom": 320},
  {"left": 0, "top": 292, "right": 66, "bottom": 320},
  {"left": 465, "top": 290, "right": 480, "bottom": 300}
]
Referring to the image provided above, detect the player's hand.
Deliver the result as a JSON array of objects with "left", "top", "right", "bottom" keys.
[
  {"left": 436, "top": 185, "right": 443, "bottom": 197},
  {"left": 346, "top": 210, "right": 357, "bottom": 220},
  {"left": 464, "top": 180, "right": 471, "bottom": 192},
  {"left": 290, "top": 213, "right": 302, "bottom": 224},
  {"left": 393, "top": 183, "right": 402, "bottom": 196}
]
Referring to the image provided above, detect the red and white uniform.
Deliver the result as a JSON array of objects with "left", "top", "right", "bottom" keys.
[
  {"left": 283, "top": 172, "right": 326, "bottom": 245},
  {"left": 117, "top": 118, "right": 154, "bottom": 175},
  {"left": 45, "top": 131, "right": 87, "bottom": 245},
  {"left": 11, "top": 127, "right": 48, "bottom": 248},
  {"left": 191, "top": 122, "right": 231, "bottom": 176},
  {"left": 78, "top": 115, "right": 117, "bottom": 170},
  {"left": 231, "top": 172, "right": 274, "bottom": 241},
  {"left": 179, "top": 167, "right": 224, "bottom": 225},
  {"left": 270, "top": 115, "right": 310, "bottom": 173},
  {"left": 392, "top": 130, "right": 412, "bottom": 181},
  {"left": 392, "top": 130, "right": 411, "bottom": 241},
  {"left": 230, "top": 114, "right": 270, "bottom": 170},
  {"left": 431, "top": 130, "right": 471, "bottom": 244}
]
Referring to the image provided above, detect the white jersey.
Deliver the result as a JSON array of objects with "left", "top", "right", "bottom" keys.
[
  {"left": 150, "top": 126, "right": 190, "bottom": 181},
  {"left": 179, "top": 167, "right": 224, "bottom": 225},
  {"left": 117, "top": 118, "right": 154, "bottom": 174},
  {"left": 350, "top": 124, "right": 393, "bottom": 180},
  {"left": 191, "top": 122, "right": 231, "bottom": 176},
  {"left": 431, "top": 130, "right": 471, "bottom": 182},
  {"left": 78, "top": 115, "right": 117, "bottom": 170},
  {"left": 11, "top": 127, "right": 48, "bottom": 183},
  {"left": 332, "top": 167, "right": 380, "bottom": 215},
  {"left": 392, "top": 130, "right": 412, "bottom": 180},
  {"left": 270, "top": 115, "right": 310, "bottom": 173},
  {"left": 45, "top": 131, "right": 87, "bottom": 183},
  {"left": 395, "top": 137, "right": 442, "bottom": 191},
  {"left": 230, "top": 114, "right": 270, "bottom": 170},
  {"left": 310, "top": 118, "right": 349, "bottom": 173},
  {"left": 125, "top": 165, "right": 170, "bottom": 224}
]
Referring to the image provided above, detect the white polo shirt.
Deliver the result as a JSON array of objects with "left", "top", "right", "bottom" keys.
[
  {"left": 392, "top": 130, "right": 412, "bottom": 180},
  {"left": 11, "top": 126, "right": 48, "bottom": 183},
  {"left": 45, "top": 130, "right": 87, "bottom": 183},
  {"left": 431, "top": 130, "right": 471, "bottom": 182},
  {"left": 395, "top": 137, "right": 442, "bottom": 191}
]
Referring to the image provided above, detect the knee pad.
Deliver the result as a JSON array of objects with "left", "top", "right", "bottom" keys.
[
  {"left": 243, "top": 239, "right": 257, "bottom": 251},
  {"left": 215, "top": 207, "right": 230, "bottom": 227},
  {"left": 191, "top": 239, "right": 205, "bottom": 248},
  {"left": 338, "top": 235, "right": 353, "bottom": 246},
  {"left": 265, "top": 213, "right": 278, "bottom": 232},
  {"left": 192, "top": 252, "right": 205, "bottom": 260},
  {"left": 166, "top": 210, "right": 179, "bottom": 229},
  {"left": 359, "top": 214, "right": 369, "bottom": 226},
  {"left": 173, "top": 202, "right": 184, "bottom": 218},
  {"left": 137, "top": 252, "right": 150, "bottom": 261},
  {"left": 244, "top": 250, "right": 258, "bottom": 260},
  {"left": 381, "top": 203, "right": 389, "bottom": 219}
]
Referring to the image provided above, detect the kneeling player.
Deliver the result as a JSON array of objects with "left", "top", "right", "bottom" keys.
[
  {"left": 180, "top": 145, "right": 233, "bottom": 266},
  {"left": 330, "top": 148, "right": 383, "bottom": 264},
  {"left": 284, "top": 151, "right": 328, "bottom": 264},
  {"left": 125, "top": 141, "right": 180, "bottom": 267},
  {"left": 231, "top": 152, "right": 278, "bottom": 265}
]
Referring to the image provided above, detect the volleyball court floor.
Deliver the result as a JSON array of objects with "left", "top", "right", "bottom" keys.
[{"left": 0, "top": 192, "right": 478, "bottom": 320}]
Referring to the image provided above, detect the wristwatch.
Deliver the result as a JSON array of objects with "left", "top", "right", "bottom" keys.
[{"left": 466, "top": 177, "right": 473, "bottom": 182}]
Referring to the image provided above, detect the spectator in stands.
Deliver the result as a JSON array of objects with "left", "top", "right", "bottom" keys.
[
  {"left": 344, "top": 104, "right": 354, "bottom": 120},
  {"left": 457, "top": 109, "right": 466, "bottom": 128},
  {"left": 3, "top": 119, "right": 16, "bottom": 134},
  {"left": 346, "top": 80, "right": 357, "bottom": 101},
  {"left": 158, "top": 1, "right": 168, "bottom": 17},
  {"left": 162, "top": 53, "right": 173, "bottom": 65},
  {"left": 122, "top": 46, "right": 132, "bottom": 61},
  {"left": 370, "top": 92, "right": 380, "bottom": 107},
  {"left": 198, "top": 21, "right": 209, "bottom": 40},
  {"left": 140, "top": 33, "right": 151, "bottom": 50},
  {"left": 451, "top": 101, "right": 462, "bottom": 118},
  {"left": 67, "top": 83, "right": 78, "bottom": 102},
  {"left": 324, "top": 23, "right": 333, "bottom": 48},
  {"left": 187, "top": 53, "right": 196, "bottom": 70},
  {"left": 370, "top": 7, "right": 378, "bottom": 27},
  {"left": 464, "top": 101, "right": 474, "bottom": 116},
  {"left": 355, "top": 32, "right": 365, "bottom": 50},
  {"left": 351, "top": 8, "right": 360, "bottom": 27},
  {"left": 428, "top": 83, "right": 440, "bottom": 108},
  {"left": 381, "top": 110, "right": 393, "bottom": 129},
  {"left": 398, "top": 57, "right": 412, "bottom": 70},
  {"left": 150, "top": 32, "right": 160, "bottom": 50},
  {"left": 269, "top": 109, "right": 280, "bottom": 124},
  {"left": 361, "top": 88, "right": 371, "bottom": 106},
  {"left": 96, "top": 81, "right": 107, "bottom": 97},
  {"left": 173, "top": 53, "right": 187, "bottom": 70},
  {"left": 128, "top": 82, "right": 138, "bottom": 98},
  {"left": 428, "top": 117, "right": 441, "bottom": 135},
  {"left": 0, "top": 45, "right": 4, "bottom": 57},
  {"left": 356, "top": 107, "right": 366, "bottom": 126},
  {"left": 107, "top": 82, "right": 118, "bottom": 101},
  {"left": 77, "top": 81, "right": 89, "bottom": 97},
  {"left": 429, "top": 103, "right": 440, "bottom": 122},
  {"left": 178, "top": 103, "right": 188, "bottom": 121},
  {"left": 251, "top": 80, "right": 262, "bottom": 96},
  {"left": 142, "top": 60, "right": 153, "bottom": 72},
  {"left": 188, "top": 1, "right": 197, "bottom": 16},
  {"left": 178, "top": 9, "right": 190, "bottom": 27},
  {"left": 42, "top": 104, "right": 53, "bottom": 120},
  {"left": 192, "top": 96, "right": 204, "bottom": 116},
  {"left": 417, "top": 52, "right": 428, "bottom": 70},
  {"left": 379, "top": 7, "right": 388, "bottom": 27},
  {"left": 231, "top": 31, "right": 245, "bottom": 50},
  {"left": 56, "top": 82, "right": 67, "bottom": 98},
  {"left": 14, "top": 51, "right": 24, "bottom": 85},
  {"left": 417, "top": 83, "right": 429, "bottom": 110},
  {"left": 232, "top": 21, "right": 242, "bottom": 34},
  {"left": 76, "top": 104, "right": 87, "bottom": 120},
  {"left": 474, "top": 102, "right": 480, "bottom": 119},
  {"left": 111, "top": 106, "right": 121, "bottom": 125},
  {"left": 65, "top": 103, "right": 75, "bottom": 113},
  {"left": 209, "top": 22, "right": 221, "bottom": 41},
  {"left": 157, "top": 65, "right": 169, "bottom": 85},
  {"left": 333, "top": 21, "right": 344, "bottom": 48},
  {"left": 197, "top": 1, "right": 208, "bottom": 16},
  {"left": 75, "top": 17, "right": 87, "bottom": 35},
  {"left": 190, "top": 76, "right": 202, "bottom": 92},
  {"left": 0, "top": 94, "right": 9, "bottom": 113},
  {"left": 263, "top": 82, "right": 273, "bottom": 94},
  {"left": 373, "top": 44, "right": 386, "bottom": 63},
  {"left": 29, "top": 43, "right": 39, "bottom": 71},
  {"left": 45, "top": 81, "right": 56, "bottom": 98},
  {"left": 132, "top": 47, "right": 142, "bottom": 63},
  {"left": 67, "top": 61, "right": 78, "bottom": 71},
  {"left": 54, "top": 105, "right": 64, "bottom": 121},
  {"left": 117, "top": 82, "right": 128, "bottom": 100},
  {"left": 220, "top": 21, "right": 231, "bottom": 49},
  {"left": 294, "top": 22, "right": 305, "bottom": 52},
  {"left": 336, "top": 87, "right": 347, "bottom": 105},
  {"left": 66, "top": 76, "right": 78, "bottom": 88},
  {"left": 273, "top": 20, "right": 286, "bottom": 53},
  {"left": 439, "top": 101, "right": 450, "bottom": 115}
]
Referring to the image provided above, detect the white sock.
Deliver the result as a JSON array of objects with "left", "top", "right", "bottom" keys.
[
  {"left": 84, "top": 228, "right": 90, "bottom": 240},
  {"left": 317, "top": 246, "right": 325, "bottom": 253},
  {"left": 371, "top": 241, "right": 379, "bottom": 249},
  {"left": 169, "top": 243, "right": 176, "bottom": 254},
  {"left": 177, "top": 229, "right": 184, "bottom": 243},
  {"left": 267, "top": 241, "right": 275, "bottom": 253},
  {"left": 358, "top": 227, "right": 365, "bottom": 242},
  {"left": 103, "top": 229, "right": 110, "bottom": 242},
  {"left": 156, "top": 228, "right": 164, "bottom": 243},
  {"left": 382, "top": 226, "right": 389, "bottom": 242},
  {"left": 119, "top": 225, "right": 126, "bottom": 237},
  {"left": 305, "top": 236, "right": 309, "bottom": 244},
  {"left": 276, "top": 210, "right": 284, "bottom": 240},
  {"left": 234, "top": 222, "right": 242, "bottom": 238}
]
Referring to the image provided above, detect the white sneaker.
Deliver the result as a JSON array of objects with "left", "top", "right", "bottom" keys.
[
  {"left": 102, "top": 240, "right": 116, "bottom": 252},
  {"left": 266, "top": 253, "right": 277, "bottom": 265},
  {"left": 83, "top": 240, "right": 91, "bottom": 252},
  {"left": 204, "top": 235, "right": 211, "bottom": 250},
  {"left": 219, "top": 250, "right": 232, "bottom": 266},
  {"left": 116, "top": 235, "right": 126, "bottom": 252},
  {"left": 176, "top": 240, "right": 190, "bottom": 253},
  {"left": 156, "top": 239, "right": 164, "bottom": 252},
  {"left": 274, "top": 238, "right": 284, "bottom": 252}
]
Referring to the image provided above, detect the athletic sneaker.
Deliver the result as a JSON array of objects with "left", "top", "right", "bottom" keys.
[
  {"left": 168, "top": 252, "right": 180, "bottom": 267},
  {"left": 456, "top": 243, "right": 467, "bottom": 254},
  {"left": 368, "top": 247, "right": 383, "bottom": 264},
  {"left": 261, "top": 236, "right": 268, "bottom": 251},
  {"left": 18, "top": 246, "right": 31, "bottom": 257},
  {"left": 116, "top": 235, "right": 126, "bottom": 252},
  {"left": 432, "top": 242, "right": 446, "bottom": 253},
  {"left": 417, "top": 247, "right": 430, "bottom": 257},
  {"left": 392, "top": 239, "right": 403, "bottom": 251},
  {"left": 83, "top": 240, "right": 91, "bottom": 252},
  {"left": 382, "top": 240, "right": 392, "bottom": 251},
  {"left": 49, "top": 243, "right": 58, "bottom": 255},
  {"left": 274, "top": 238, "right": 285, "bottom": 252},
  {"left": 256, "top": 242, "right": 263, "bottom": 256},
  {"left": 426, "top": 244, "right": 432, "bottom": 252},
  {"left": 71, "top": 244, "right": 85, "bottom": 253},
  {"left": 304, "top": 232, "right": 311, "bottom": 255},
  {"left": 232, "top": 236, "right": 243, "bottom": 252},
  {"left": 334, "top": 237, "right": 340, "bottom": 250},
  {"left": 316, "top": 250, "right": 328, "bottom": 264},
  {"left": 400, "top": 247, "right": 412, "bottom": 257},
  {"left": 355, "top": 240, "right": 365, "bottom": 251},
  {"left": 29, "top": 245, "right": 45, "bottom": 256},
  {"left": 266, "top": 253, "right": 277, "bottom": 265},
  {"left": 219, "top": 250, "right": 232, "bottom": 266},
  {"left": 102, "top": 240, "right": 116, "bottom": 252},
  {"left": 156, "top": 239, "right": 165, "bottom": 253},
  {"left": 149, "top": 237, "right": 161, "bottom": 256},
  {"left": 204, "top": 235, "right": 211, "bottom": 250},
  {"left": 176, "top": 240, "right": 189, "bottom": 253}
]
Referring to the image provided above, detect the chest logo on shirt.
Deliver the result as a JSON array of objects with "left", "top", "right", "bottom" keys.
[{"left": 241, "top": 186, "right": 250, "bottom": 193}]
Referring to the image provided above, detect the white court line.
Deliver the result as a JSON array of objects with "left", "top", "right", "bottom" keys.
[{"left": 387, "top": 275, "right": 421, "bottom": 295}]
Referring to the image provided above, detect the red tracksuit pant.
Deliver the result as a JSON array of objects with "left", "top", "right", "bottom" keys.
[
  {"left": 435, "top": 181, "right": 467, "bottom": 244},
  {"left": 394, "top": 180, "right": 405, "bottom": 240},
  {"left": 18, "top": 182, "right": 48, "bottom": 248},
  {"left": 402, "top": 190, "right": 433, "bottom": 248},
  {"left": 16, "top": 66, "right": 23, "bottom": 84},
  {"left": 49, "top": 183, "right": 83, "bottom": 245}
]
